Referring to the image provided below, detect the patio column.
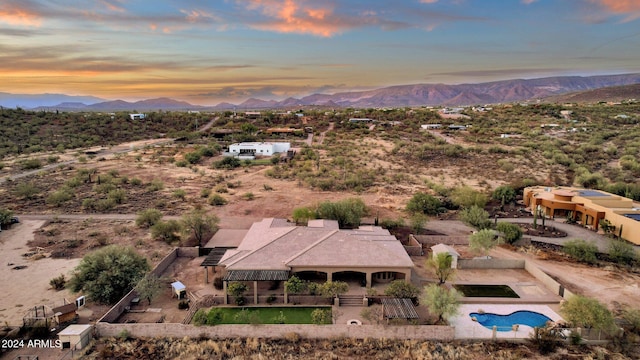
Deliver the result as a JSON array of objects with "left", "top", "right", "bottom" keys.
[
  {"left": 204, "top": 266, "right": 209, "bottom": 284},
  {"left": 254, "top": 281, "right": 258, "bottom": 304},
  {"left": 327, "top": 272, "right": 333, "bottom": 282},
  {"left": 365, "top": 272, "right": 372, "bottom": 288},
  {"left": 223, "top": 280, "right": 228, "bottom": 305},
  {"left": 284, "top": 287, "right": 288, "bottom": 304}
]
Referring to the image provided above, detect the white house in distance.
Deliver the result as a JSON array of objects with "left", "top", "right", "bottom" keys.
[
  {"left": 129, "top": 113, "right": 145, "bottom": 120},
  {"left": 227, "top": 142, "right": 290, "bottom": 158}
]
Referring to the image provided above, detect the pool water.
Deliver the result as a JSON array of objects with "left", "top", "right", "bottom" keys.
[
  {"left": 469, "top": 310, "right": 552, "bottom": 331},
  {"left": 454, "top": 284, "right": 519, "bottom": 298}
]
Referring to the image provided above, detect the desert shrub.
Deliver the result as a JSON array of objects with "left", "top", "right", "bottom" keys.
[
  {"left": 172, "top": 189, "right": 187, "bottom": 200},
  {"left": 459, "top": 205, "right": 492, "bottom": 230},
  {"left": 130, "top": 177, "right": 143, "bottom": 186},
  {"left": 496, "top": 222, "right": 523, "bottom": 244},
  {"left": 529, "top": 325, "right": 563, "bottom": 355},
  {"left": 200, "top": 188, "right": 212, "bottom": 198},
  {"left": 292, "top": 206, "right": 316, "bottom": 225},
  {"left": 406, "top": 192, "right": 443, "bottom": 215},
  {"left": 208, "top": 194, "right": 227, "bottom": 206},
  {"left": 184, "top": 151, "right": 202, "bottom": 164},
  {"left": 242, "top": 192, "right": 255, "bottom": 200},
  {"left": 94, "top": 182, "right": 116, "bottom": 194},
  {"left": 175, "top": 160, "right": 188, "bottom": 167},
  {"left": 492, "top": 185, "right": 517, "bottom": 206},
  {"left": 563, "top": 239, "right": 598, "bottom": 264},
  {"left": 608, "top": 239, "right": 637, "bottom": 265},
  {"left": 20, "top": 158, "right": 42, "bottom": 170},
  {"left": 49, "top": 274, "right": 66, "bottom": 290},
  {"left": 147, "top": 178, "right": 164, "bottom": 192},
  {"left": 94, "top": 198, "right": 116, "bottom": 212},
  {"left": 213, "top": 277, "right": 224, "bottom": 290},
  {"left": 108, "top": 189, "right": 127, "bottom": 204},
  {"left": 151, "top": 220, "right": 182, "bottom": 243},
  {"left": 46, "top": 188, "right": 73, "bottom": 207},
  {"left": 136, "top": 208, "right": 163, "bottom": 228},
  {"left": 15, "top": 182, "right": 40, "bottom": 199},
  {"left": 450, "top": 186, "right": 488, "bottom": 209},
  {"left": 214, "top": 157, "right": 241, "bottom": 169},
  {"left": 379, "top": 217, "right": 405, "bottom": 230}
]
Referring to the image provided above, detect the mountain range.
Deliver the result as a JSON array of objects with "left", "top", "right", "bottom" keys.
[{"left": 3, "top": 73, "right": 640, "bottom": 111}]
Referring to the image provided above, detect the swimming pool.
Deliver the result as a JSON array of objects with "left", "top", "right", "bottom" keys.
[{"left": 469, "top": 310, "right": 552, "bottom": 331}]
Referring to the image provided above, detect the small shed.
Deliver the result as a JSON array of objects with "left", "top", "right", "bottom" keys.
[
  {"left": 52, "top": 303, "right": 78, "bottom": 325},
  {"left": 58, "top": 324, "right": 92, "bottom": 350},
  {"left": 171, "top": 281, "right": 186, "bottom": 299},
  {"left": 431, "top": 244, "right": 460, "bottom": 269}
]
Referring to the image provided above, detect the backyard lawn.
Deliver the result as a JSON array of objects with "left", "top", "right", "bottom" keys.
[{"left": 194, "top": 306, "right": 333, "bottom": 325}]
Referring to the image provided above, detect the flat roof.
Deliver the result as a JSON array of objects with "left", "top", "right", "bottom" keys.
[
  {"left": 624, "top": 214, "right": 640, "bottom": 221},
  {"left": 578, "top": 190, "right": 611, "bottom": 197},
  {"left": 58, "top": 324, "right": 92, "bottom": 336}
]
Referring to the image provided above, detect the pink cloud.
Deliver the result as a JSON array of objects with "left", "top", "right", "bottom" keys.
[
  {"left": 98, "top": 0, "right": 126, "bottom": 13},
  {"left": 591, "top": 0, "right": 640, "bottom": 21},
  {"left": 238, "top": 0, "right": 355, "bottom": 37},
  {"left": 0, "top": 4, "right": 42, "bottom": 27}
]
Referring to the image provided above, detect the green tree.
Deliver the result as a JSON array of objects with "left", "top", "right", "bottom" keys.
[
  {"left": 181, "top": 209, "right": 219, "bottom": 247},
  {"left": 68, "top": 246, "right": 150, "bottom": 304},
  {"left": 421, "top": 284, "right": 460, "bottom": 324},
  {"left": 459, "top": 205, "right": 492, "bottom": 230},
  {"left": 406, "top": 192, "right": 443, "bottom": 215},
  {"left": 319, "top": 281, "right": 349, "bottom": 298},
  {"left": 316, "top": 198, "right": 367, "bottom": 228},
  {"left": 311, "top": 308, "right": 332, "bottom": 324},
  {"left": 495, "top": 222, "right": 523, "bottom": 244},
  {"left": 151, "top": 220, "right": 182, "bottom": 243},
  {"left": 451, "top": 186, "right": 488, "bottom": 209},
  {"left": 469, "top": 228, "right": 503, "bottom": 257},
  {"left": 136, "top": 274, "right": 163, "bottom": 305},
  {"left": 384, "top": 280, "right": 420, "bottom": 301},
  {"left": 427, "top": 252, "right": 455, "bottom": 284},
  {"left": 410, "top": 213, "right": 428, "bottom": 235},
  {"left": 492, "top": 185, "right": 517, "bottom": 207},
  {"left": 560, "top": 295, "right": 616, "bottom": 332},
  {"left": 563, "top": 239, "right": 598, "bottom": 264},
  {"left": 284, "top": 275, "right": 307, "bottom": 294},
  {"left": 135, "top": 208, "right": 163, "bottom": 228},
  {"left": 228, "top": 282, "right": 248, "bottom": 306}
]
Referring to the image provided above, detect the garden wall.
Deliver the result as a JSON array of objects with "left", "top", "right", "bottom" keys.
[
  {"left": 414, "top": 235, "right": 469, "bottom": 246},
  {"left": 403, "top": 235, "right": 423, "bottom": 256},
  {"left": 95, "top": 323, "right": 455, "bottom": 340},
  {"left": 458, "top": 259, "right": 525, "bottom": 269}
]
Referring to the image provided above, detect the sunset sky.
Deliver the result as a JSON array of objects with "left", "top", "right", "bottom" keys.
[{"left": 1, "top": 0, "right": 640, "bottom": 105}]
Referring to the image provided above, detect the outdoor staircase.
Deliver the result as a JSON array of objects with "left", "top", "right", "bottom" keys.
[{"left": 338, "top": 295, "right": 364, "bottom": 307}]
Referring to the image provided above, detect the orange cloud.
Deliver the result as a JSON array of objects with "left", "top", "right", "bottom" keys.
[
  {"left": 0, "top": 5, "right": 42, "bottom": 27},
  {"left": 591, "top": 0, "right": 640, "bottom": 21},
  {"left": 98, "top": 0, "right": 126, "bottom": 13},
  {"left": 239, "top": 0, "right": 352, "bottom": 37}
]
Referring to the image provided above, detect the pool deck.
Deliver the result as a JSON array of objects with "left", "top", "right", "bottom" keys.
[{"left": 450, "top": 304, "right": 564, "bottom": 340}]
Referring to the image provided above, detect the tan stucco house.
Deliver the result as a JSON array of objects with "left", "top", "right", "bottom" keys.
[
  {"left": 216, "top": 218, "right": 415, "bottom": 302},
  {"left": 524, "top": 186, "right": 640, "bottom": 245}
]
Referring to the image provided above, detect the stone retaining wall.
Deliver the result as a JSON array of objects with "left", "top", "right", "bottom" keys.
[{"left": 95, "top": 323, "right": 455, "bottom": 340}]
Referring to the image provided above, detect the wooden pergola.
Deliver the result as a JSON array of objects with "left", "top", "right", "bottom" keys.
[{"left": 381, "top": 298, "right": 419, "bottom": 321}]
